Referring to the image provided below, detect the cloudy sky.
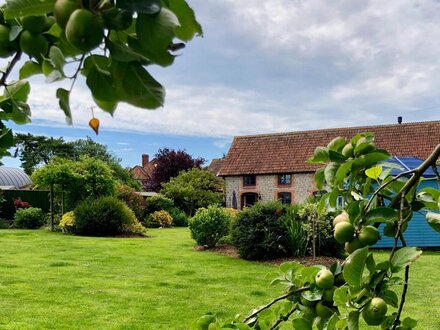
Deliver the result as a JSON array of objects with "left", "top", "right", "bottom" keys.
[{"left": 3, "top": 0, "right": 440, "bottom": 168}]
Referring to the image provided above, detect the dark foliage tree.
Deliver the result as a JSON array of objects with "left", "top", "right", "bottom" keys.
[
  {"left": 14, "top": 133, "right": 75, "bottom": 174},
  {"left": 147, "top": 148, "right": 205, "bottom": 192}
]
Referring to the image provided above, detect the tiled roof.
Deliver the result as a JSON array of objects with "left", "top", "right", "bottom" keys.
[
  {"left": 130, "top": 159, "right": 157, "bottom": 181},
  {"left": 207, "top": 158, "right": 224, "bottom": 176},
  {"left": 218, "top": 121, "right": 440, "bottom": 176}
]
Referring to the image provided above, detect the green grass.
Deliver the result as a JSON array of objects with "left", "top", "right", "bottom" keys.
[
  {"left": 0, "top": 228, "right": 439, "bottom": 329},
  {"left": 0, "top": 229, "right": 276, "bottom": 329}
]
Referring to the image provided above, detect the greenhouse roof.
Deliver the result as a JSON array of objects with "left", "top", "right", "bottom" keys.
[{"left": 0, "top": 167, "right": 32, "bottom": 189}]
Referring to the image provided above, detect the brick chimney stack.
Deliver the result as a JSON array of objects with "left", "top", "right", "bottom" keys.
[{"left": 142, "top": 154, "right": 149, "bottom": 167}]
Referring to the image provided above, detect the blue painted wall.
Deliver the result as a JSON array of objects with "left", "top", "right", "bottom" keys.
[{"left": 374, "top": 179, "right": 440, "bottom": 248}]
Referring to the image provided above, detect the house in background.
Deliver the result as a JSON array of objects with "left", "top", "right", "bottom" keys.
[
  {"left": 219, "top": 121, "right": 440, "bottom": 209},
  {"left": 207, "top": 158, "right": 224, "bottom": 177},
  {"left": 130, "top": 154, "right": 157, "bottom": 190}
]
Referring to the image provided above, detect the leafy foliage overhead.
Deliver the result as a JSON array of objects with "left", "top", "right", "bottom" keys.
[{"left": 0, "top": 0, "right": 202, "bottom": 158}]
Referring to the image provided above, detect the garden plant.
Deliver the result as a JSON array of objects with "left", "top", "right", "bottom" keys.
[
  {"left": 192, "top": 134, "right": 440, "bottom": 329},
  {"left": 189, "top": 205, "right": 231, "bottom": 248}
]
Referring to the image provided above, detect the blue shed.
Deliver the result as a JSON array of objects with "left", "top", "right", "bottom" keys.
[{"left": 374, "top": 157, "right": 440, "bottom": 248}]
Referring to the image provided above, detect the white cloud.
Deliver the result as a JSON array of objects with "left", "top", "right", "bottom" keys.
[
  {"left": 27, "top": 83, "right": 297, "bottom": 137},
  {"left": 6, "top": 0, "right": 440, "bottom": 140}
]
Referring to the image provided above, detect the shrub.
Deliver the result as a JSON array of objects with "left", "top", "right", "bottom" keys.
[
  {"left": 116, "top": 184, "right": 145, "bottom": 219},
  {"left": 122, "top": 218, "right": 148, "bottom": 236},
  {"left": 284, "top": 202, "right": 341, "bottom": 257},
  {"left": 148, "top": 210, "right": 173, "bottom": 228},
  {"left": 145, "top": 195, "right": 174, "bottom": 215},
  {"left": 0, "top": 218, "right": 10, "bottom": 229},
  {"left": 13, "top": 207, "right": 46, "bottom": 229},
  {"left": 189, "top": 205, "right": 231, "bottom": 248},
  {"left": 231, "top": 202, "right": 289, "bottom": 260},
  {"left": 74, "top": 197, "right": 138, "bottom": 236},
  {"left": 59, "top": 211, "right": 76, "bottom": 234},
  {"left": 168, "top": 207, "right": 188, "bottom": 227}
]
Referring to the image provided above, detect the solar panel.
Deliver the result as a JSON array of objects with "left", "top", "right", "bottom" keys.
[{"left": 382, "top": 157, "right": 439, "bottom": 178}]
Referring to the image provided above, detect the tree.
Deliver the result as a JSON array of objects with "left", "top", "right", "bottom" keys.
[
  {"left": 14, "top": 133, "right": 140, "bottom": 189},
  {"left": 147, "top": 148, "right": 205, "bottom": 192},
  {"left": 30, "top": 158, "right": 80, "bottom": 229},
  {"left": 32, "top": 156, "right": 116, "bottom": 214},
  {"left": 14, "top": 133, "right": 75, "bottom": 174},
  {"left": 70, "top": 137, "right": 121, "bottom": 163},
  {"left": 161, "top": 168, "right": 224, "bottom": 216},
  {"left": 70, "top": 137, "right": 140, "bottom": 189},
  {"left": 0, "top": 0, "right": 202, "bottom": 157},
  {"left": 193, "top": 135, "right": 440, "bottom": 330}
]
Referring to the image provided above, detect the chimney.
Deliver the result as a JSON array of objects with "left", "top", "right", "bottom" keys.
[
  {"left": 142, "top": 154, "right": 149, "bottom": 167},
  {"left": 397, "top": 116, "right": 403, "bottom": 124}
]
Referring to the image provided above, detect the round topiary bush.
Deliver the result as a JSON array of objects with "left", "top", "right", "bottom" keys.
[
  {"left": 13, "top": 207, "right": 46, "bottom": 229},
  {"left": 189, "top": 205, "right": 231, "bottom": 248},
  {"left": 231, "top": 202, "right": 289, "bottom": 260},
  {"left": 73, "top": 196, "right": 137, "bottom": 236},
  {"left": 148, "top": 210, "right": 173, "bottom": 228}
]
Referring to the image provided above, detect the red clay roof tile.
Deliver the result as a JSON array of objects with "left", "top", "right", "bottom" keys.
[{"left": 219, "top": 121, "right": 440, "bottom": 176}]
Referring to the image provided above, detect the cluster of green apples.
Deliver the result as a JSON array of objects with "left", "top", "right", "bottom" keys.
[
  {"left": 54, "top": 0, "right": 133, "bottom": 52},
  {"left": 18, "top": 15, "right": 55, "bottom": 62},
  {"left": 333, "top": 211, "right": 380, "bottom": 253},
  {"left": 54, "top": 0, "right": 104, "bottom": 52},
  {"left": 340, "top": 136, "right": 375, "bottom": 158},
  {"left": 298, "top": 269, "right": 339, "bottom": 320},
  {"left": 0, "top": 12, "right": 19, "bottom": 58},
  {"left": 300, "top": 268, "right": 388, "bottom": 326},
  {"left": 1, "top": 0, "right": 135, "bottom": 63}
]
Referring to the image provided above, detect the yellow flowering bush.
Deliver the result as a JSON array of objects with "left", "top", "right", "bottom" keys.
[
  {"left": 149, "top": 210, "right": 173, "bottom": 228},
  {"left": 59, "top": 211, "right": 76, "bottom": 234}
]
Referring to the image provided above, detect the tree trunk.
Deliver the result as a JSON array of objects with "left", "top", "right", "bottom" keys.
[{"left": 50, "top": 183, "right": 54, "bottom": 231}]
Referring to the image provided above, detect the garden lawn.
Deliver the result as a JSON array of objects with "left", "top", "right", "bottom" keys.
[
  {"left": 0, "top": 228, "right": 276, "bottom": 329},
  {"left": 0, "top": 228, "right": 438, "bottom": 329}
]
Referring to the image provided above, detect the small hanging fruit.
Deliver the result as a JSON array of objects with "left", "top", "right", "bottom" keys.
[
  {"left": 88, "top": 106, "right": 99, "bottom": 135},
  {"left": 89, "top": 118, "right": 99, "bottom": 135}
]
